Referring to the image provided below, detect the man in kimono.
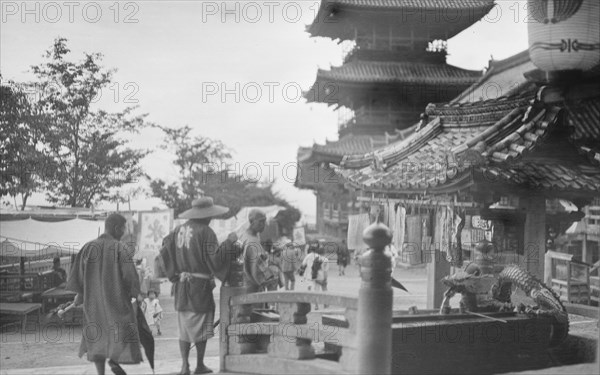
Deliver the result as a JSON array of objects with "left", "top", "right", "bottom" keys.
[
  {"left": 67, "top": 213, "right": 141, "bottom": 375},
  {"left": 159, "top": 197, "right": 239, "bottom": 375},
  {"left": 239, "top": 209, "right": 277, "bottom": 293}
]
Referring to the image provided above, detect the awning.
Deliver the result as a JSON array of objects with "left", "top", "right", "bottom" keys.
[{"left": 0, "top": 218, "right": 105, "bottom": 258}]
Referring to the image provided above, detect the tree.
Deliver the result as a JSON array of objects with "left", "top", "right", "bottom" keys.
[
  {"left": 29, "top": 38, "right": 148, "bottom": 207},
  {"left": 148, "top": 125, "right": 301, "bottom": 233},
  {"left": 0, "top": 78, "right": 46, "bottom": 210}
]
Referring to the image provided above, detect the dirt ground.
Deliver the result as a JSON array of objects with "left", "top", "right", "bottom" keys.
[{"left": 0, "top": 263, "right": 428, "bottom": 369}]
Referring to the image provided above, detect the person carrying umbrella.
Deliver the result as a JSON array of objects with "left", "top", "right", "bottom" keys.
[
  {"left": 158, "top": 196, "right": 240, "bottom": 375},
  {"left": 66, "top": 213, "right": 143, "bottom": 375}
]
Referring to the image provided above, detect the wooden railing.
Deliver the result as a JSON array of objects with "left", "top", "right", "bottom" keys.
[
  {"left": 0, "top": 256, "right": 72, "bottom": 277},
  {"left": 545, "top": 250, "right": 593, "bottom": 305},
  {"left": 219, "top": 222, "right": 393, "bottom": 374}
]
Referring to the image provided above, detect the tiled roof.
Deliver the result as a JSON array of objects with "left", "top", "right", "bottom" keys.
[
  {"left": 319, "top": 0, "right": 495, "bottom": 9},
  {"left": 568, "top": 97, "right": 600, "bottom": 141},
  {"left": 453, "top": 50, "right": 537, "bottom": 104},
  {"left": 341, "top": 94, "right": 533, "bottom": 169},
  {"left": 579, "top": 146, "right": 600, "bottom": 166},
  {"left": 335, "top": 88, "right": 600, "bottom": 194},
  {"left": 307, "top": 0, "right": 495, "bottom": 39},
  {"left": 313, "top": 135, "right": 382, "bottom": 158},
  {"left": 483, "top": 162, "right": 600, "bottom": 192},
  {"left": 314, "top": 61, "right": 482, "bottom": 86},
  {"left": 299, "top": 126, "right": 417, "bottom": 164}
]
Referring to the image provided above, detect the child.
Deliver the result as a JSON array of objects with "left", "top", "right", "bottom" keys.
[{"left": 142, "top": 290, "right": 163, "bottom": 336}]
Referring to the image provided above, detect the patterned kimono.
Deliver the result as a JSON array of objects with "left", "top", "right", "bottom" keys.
[{"left": 159, "top": 220, "right": 236, "bottom": 342}]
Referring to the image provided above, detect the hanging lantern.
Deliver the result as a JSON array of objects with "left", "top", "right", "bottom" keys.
[{"left": 528, "top": 0, "right": 600, "bottom": 71}]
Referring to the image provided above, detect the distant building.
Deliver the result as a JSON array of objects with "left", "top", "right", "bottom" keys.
[{"left": 296, "top": 0, "right": 493, "bottom": 239}]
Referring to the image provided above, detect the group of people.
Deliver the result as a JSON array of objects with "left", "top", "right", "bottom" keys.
[{"left": 63, "top": 196, "right": 356, "bottom": 375}]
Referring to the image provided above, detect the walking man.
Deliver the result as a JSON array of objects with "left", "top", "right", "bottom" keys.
[
  {"left": 66, "top": 213, "right": 142, "bottom": 375},
  {"left": 159, "top": 197, "right": 240, "bottom": 375}
]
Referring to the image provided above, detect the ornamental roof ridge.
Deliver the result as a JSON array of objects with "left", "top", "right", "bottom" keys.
[{"left": 340, "top": 117, "right": 442, "bottom": 170}]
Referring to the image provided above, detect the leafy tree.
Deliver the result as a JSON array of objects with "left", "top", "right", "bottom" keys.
[
  {"left": 0, "top": 78, "right": 46, "bottom": 210},
  {"left": 148, "top": 125, "right": 301, "bottom": 233},
  {"left": 29, "top": 38, "right": 148, "bottom": 207}
]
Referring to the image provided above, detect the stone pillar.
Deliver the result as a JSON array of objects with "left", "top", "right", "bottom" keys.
[
  {"left": 220, "top": 242, "right": 250, "bottom": 372},
  {"left": 356, "top": 221, "right": 393, "bottom": 374},
  {"left": 522, "top": 195, "right": 546, "bottom": 279}
]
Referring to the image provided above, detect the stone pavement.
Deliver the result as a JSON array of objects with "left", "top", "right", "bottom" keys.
[{"left": 0, "top": 356, "right": 222, "bottom": 375}]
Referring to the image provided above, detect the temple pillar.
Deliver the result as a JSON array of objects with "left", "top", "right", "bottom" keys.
[{"left": 521, "top": 195, "right": 546, "bottom": 279}]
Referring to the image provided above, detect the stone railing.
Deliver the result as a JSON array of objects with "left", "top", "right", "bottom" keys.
[{"left": 219, "top": 222, "right": 394, "bottom": 374}]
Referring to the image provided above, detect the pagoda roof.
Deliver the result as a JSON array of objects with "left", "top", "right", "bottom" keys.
[
  {"left": 334, "top": 87, "right": 600, "bottom": 198},
  {"left": 307, "top": 0, "right": 495, "bottom": 40},
  {"left": 306, "top": 60, "right": 482, "bottom": 103},
  {"left": 295, "top": 127, "right": 416, "bottom": 189},
  {"left": 318, "top": 60, "right": 481, "bottom": 85},
  {"left": 299, "top": 126, "right": 416, "bottom": 163}
]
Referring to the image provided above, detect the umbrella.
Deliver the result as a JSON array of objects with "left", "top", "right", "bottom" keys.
[
  {"left": 136, "top": 301, "right": 155, "bottom": 372},
  {"left": 392, "top": 277, "right": 409, "bottom": 292}
]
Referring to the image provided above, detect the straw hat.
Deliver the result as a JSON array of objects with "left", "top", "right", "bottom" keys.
[{"left": 178, "top": 197, "right": 229, "bottom": 219}]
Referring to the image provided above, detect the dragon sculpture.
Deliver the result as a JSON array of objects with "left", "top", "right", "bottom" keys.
[{"left": 441, "top": 263, "right": 569, "bottom": 346}]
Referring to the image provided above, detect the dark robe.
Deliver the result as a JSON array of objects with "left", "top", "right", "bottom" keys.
[
  {"left": 66, "top": 233, "right": 142, "bottom": 364},
  {"left": 159, "top": 220, "right": 236, "bottom": 312}
]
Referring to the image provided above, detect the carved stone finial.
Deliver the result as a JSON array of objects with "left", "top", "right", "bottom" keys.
[{"left": 362, "top": 221, "right": 392, "bottom": 252}]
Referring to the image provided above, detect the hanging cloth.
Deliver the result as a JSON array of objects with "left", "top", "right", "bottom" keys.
[
  {"left": 392, "top": 204, "right": 406, "bottom": 256},
  {"left": 346, "top": 213, "right": 371, "bottom": 251},
  {"left": 403, "top": 214, "right": 422, "bottom": 265},
  {"left": 448, "top": 208, "right": 465, "bottom": 267},
  {"left": 385, "top": 201, "right": 395, "bottom": 234}
]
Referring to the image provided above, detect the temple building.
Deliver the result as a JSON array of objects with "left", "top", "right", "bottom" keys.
[
  {"left": 332, "top": 0, "right": 600, "bottom": 307},
  {"left": 296, "top": 0, "right": 494, "bottom": 239}
]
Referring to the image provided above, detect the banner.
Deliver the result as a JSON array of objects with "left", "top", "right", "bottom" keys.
[
  {"left": 292, "top": 226, "right": 306, "bottom": 246},
  {"left": 138, "top": 210, "right": 173, "bottom": 261}
]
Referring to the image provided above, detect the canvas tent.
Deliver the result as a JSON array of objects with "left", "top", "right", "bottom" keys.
[{"left": 0, "top": 218, "right": 105, "bottom": 258}]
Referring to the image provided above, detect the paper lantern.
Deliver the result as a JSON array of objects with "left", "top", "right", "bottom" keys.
[{"left": 528, "top": 0, "right": 600, "bottom": 71}]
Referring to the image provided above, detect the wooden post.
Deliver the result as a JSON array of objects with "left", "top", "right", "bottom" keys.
[
  {"left": 522, "top": 195, "right": 546, "bottom": 279},
  {"left": 427, "top": 211, "right": 451, "bottom": 309},
  {"left": 427, "top": 250, "right": 450, "bottom": 309},
  {"left": 356, "top": 221, "right": 393, "bottom": 374},
  {"left": 544, "top": 252, "right": 553, "bottom": 286},
  {"left": 582, "top": 206, "right": 589, "bottom": 263},
  {"left": 19, "top": 257, "right": 25, "bottom": 291}
]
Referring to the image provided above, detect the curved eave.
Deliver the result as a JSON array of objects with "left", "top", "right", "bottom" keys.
[
  {"left": 336, "top": 165, "right": 476, "bottom": 196},
  {"left": 314, "top": 68, "right": 482, "bottom": 86},
  {"left": 307, "top": 0, "right": 496, "bottom": 40},
  {"left": 305, "top": 63, "right": 481, "bottom": 105}
]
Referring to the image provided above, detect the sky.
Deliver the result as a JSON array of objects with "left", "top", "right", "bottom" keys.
[{"left": 0, "top": 0, "right": 529, "bottom": 222}]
